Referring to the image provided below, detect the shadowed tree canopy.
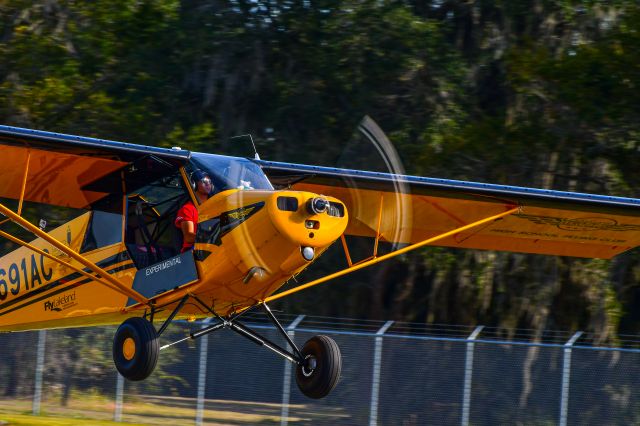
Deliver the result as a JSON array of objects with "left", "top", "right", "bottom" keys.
[{"left": 1, "top": 0, "right": 640, "bottom": 344}]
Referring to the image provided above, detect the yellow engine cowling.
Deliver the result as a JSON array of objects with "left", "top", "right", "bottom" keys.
[{"left": 192, "top": 189, "right": 348, "bottom": 313}]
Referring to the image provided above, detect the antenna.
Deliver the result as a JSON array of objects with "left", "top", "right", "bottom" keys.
[{"left": 230, "top": 134, "right": 260, "bottom": 160}]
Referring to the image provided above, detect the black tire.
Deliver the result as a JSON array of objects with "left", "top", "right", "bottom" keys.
[
  {"left": 295, "top": 335, "right": 342, "bottom": 399},
  {"left": 113, "top": 317, "right": 159, "bottom": 381}
]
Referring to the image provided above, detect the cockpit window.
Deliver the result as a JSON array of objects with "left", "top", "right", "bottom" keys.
[
  {"left": 189, "top": 153, "right": 273, "bottom": 193},
  {"left": 124, "top": 171, "right": 188, "bottom": 268}
]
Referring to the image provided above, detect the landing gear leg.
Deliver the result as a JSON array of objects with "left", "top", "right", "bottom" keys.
[
  {"left": 115, "top": 296, "right": 343, "bottom": 399},
  {"left": 189, "top": 298, "right": 343, "bottom": 398}
]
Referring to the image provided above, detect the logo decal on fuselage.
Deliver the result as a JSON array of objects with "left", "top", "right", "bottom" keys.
[
  {"left": 44, "top": 291, "right": 77, "bottom": 312},
  {"left": 227, "top": 206, "right": 256, "bottom": 220}
]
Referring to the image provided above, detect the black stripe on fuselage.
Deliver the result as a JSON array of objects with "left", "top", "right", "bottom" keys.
[
  {"left": 0, "top": 251, "right": 133, "bottom": 315},
  {"left": 0, "top": 262, "right": 137, "bottom": 317}
]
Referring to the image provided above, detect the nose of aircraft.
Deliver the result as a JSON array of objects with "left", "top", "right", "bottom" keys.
[{"left": 267, "top": 191, "right": 349, "bottom": 249}]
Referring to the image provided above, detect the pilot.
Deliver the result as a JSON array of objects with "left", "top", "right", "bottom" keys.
[{"left": 175, "top": 169, "right": 212, "bottom": 252}]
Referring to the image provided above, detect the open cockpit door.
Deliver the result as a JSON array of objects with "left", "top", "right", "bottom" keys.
[
  {"left": 123, "top": 169, "right": 192, "bottom": 270},
  {"left": 122, "top": 172, "right": 200, "bottom": 305}
]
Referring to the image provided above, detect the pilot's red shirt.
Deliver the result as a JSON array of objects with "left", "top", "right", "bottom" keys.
[{"left": 175, "top": 201, "right": 198, "bottom": 252}]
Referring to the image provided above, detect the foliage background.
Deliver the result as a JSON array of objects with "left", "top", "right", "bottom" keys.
[{"left": 2, "top": 0, "right": 640, "bottom": 348}]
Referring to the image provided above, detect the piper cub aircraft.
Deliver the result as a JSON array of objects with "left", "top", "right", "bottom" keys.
[{"left": 2, "top": 124, "right": 640, "bottom": 398}]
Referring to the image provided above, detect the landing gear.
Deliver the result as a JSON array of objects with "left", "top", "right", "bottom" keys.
[
  {"left": 113, "top": 317, "right": 159, "bottom": 381},
  {"left": 113, "top": 296, "right": 342, "bottom": 399},
  {"left": 296, "top": 335, "right": 342, "bottom": 399}
]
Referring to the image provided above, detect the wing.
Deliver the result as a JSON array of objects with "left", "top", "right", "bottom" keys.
[
  {"left": 257, "top": 160, "right": 640, "bottom": 259},
  {"left": 0, "top": 125, "right": 190, "bottom": 209},
  {"left": 0, "top": 125, "right": 194, "bottom": 307}
]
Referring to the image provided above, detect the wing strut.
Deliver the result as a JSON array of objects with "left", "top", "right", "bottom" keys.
[
  {"left": 0, "top": 203, "right": 150, "bottom": 305},
  {"left": 264, "top": 206, "right": 519, "bottom": 303},
  {"left": 17, "top": 150, "right": 31, "bottom": 216},
  {"left": 339, "top": 193, "right": 390, "bottom": 268}
]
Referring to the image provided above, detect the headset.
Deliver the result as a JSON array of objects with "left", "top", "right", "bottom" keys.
[{"left": 190, "top": 169, "right": 212, "bottom": 192}]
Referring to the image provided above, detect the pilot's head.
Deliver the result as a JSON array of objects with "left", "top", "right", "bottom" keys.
[{"left": 191, "top": 169, "right": 213, "bottom": 196}]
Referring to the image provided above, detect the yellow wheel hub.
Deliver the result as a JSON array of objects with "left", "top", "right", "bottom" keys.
[{"left": 123, "top": 337, "right": 136, "bottom": 361}]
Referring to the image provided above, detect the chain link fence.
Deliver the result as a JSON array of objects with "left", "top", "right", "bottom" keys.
[{"left": 1, "top": 316, "right": 639, "bottom": 425}]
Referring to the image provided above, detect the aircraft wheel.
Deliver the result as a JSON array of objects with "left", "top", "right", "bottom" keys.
[
  {"left": 113, "top": 317, "right": 159, "bottom": 381},
  {"left": 295, "top": 335, "right": 342, "bottom": 399}
]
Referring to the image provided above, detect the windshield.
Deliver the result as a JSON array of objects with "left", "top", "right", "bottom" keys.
[{"left": 189, "top": 153, "right": 273, "bottom": 193}]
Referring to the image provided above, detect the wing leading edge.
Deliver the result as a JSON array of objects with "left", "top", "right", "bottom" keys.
[{"left": 257, "top": 160, "right": 640, "bottom": 259}]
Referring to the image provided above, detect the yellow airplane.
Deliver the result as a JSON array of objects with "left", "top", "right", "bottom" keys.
[{"left": 2, "top": 124, "right": 640, "bottom": 398}]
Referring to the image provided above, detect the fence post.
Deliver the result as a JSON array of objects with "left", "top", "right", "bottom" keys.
[
  {"left": 195, "top": 317, "right": 213, "bottom": 426},
  {"left": 280, "top": 315, "right": 306, "bottom": 426},
  {"left": 32, "top": 329, "right": 46, "bottom": 415},
  {"left": 559, "top": 331, "right": 583, "bottom": 426},
  {"left": 114, "top": 372, "right": 124, "bottom": 422},
  {"left": 461, "top": 325, "right": 484, "bottom": 426},
  {"left": 369, "top": 320, "right": 394, "bottom": 426}
]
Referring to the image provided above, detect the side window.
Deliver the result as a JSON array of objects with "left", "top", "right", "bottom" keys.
[
  {"left": 124, "top": 173, "right": 189, "bottom": 269},
  {"left": 80, "top": 210, "right": 123, "bottom": 253},
  {"left": 0, "top": 199, "right": 88, "bottom": 257}
]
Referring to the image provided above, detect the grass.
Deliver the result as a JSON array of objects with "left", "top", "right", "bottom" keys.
[
  {"left": 0, "top": 389, "right": 350, "bottom": 425},
  {"left": 0, "top": 412, "right": 146, "bottom": 425}
]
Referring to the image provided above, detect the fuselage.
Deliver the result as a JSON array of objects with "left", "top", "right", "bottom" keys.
[{"left": 0, "top": 153, "right": 348, "bottom": 331}]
